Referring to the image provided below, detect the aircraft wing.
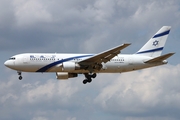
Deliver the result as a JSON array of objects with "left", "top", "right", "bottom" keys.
[
  {"left": 144, "top": 53, "right": 175, "bottom": 63},
  {"left": 78, "top": 43, "right": 131, "bottom": 67}
]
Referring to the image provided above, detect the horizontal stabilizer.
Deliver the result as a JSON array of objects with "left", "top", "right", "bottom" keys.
[{"left": 144, "top": 53, "right": 175, "bottom": 63}]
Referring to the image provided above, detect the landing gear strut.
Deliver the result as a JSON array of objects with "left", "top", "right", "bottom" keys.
[
  {"left": 83, "top": 73, "right": 97, "bottom": 84},
  {"left": 17, "top": 71, "right": 22, "bottom": 80}
]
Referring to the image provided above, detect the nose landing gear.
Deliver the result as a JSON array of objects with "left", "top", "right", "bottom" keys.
[
  {"left": 83, "top": 73, "right": 97, "bottom": 84},
  {"left": 17, "top": 71, "right": 23, "bottom": 80}
]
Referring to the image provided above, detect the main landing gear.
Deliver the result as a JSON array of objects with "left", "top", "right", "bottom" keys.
[
  {"left": 83, "top": 73, "right": 97, "bottom": 84},
  {"left": 17, "top": 71, "right": 23, "bottom": 80}
]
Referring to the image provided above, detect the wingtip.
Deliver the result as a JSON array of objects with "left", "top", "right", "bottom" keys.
[
  {"left": 163, "top": 26, "right": 171, "bottom": 29},
  {"left": 123, "top": 43, "right": 131, "bottom": 46},
  {"left": 169, "top": 52, "right": 175, "bottom": 55}
]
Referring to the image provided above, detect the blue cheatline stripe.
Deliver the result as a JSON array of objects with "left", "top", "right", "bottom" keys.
[
  {"left": 153, "top": 30, "right": 170, "bottom": 38},
  {"left": 36, "top": 54, "right": 93, "bottom": 72},
  {"left": 136, "top": 47, "right": 164, "bottom": 54}
]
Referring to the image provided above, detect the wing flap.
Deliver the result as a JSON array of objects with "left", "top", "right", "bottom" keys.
[
  {"left": 79, "top": 43, "right": 131, "bottom": 65},
  {"left": 144, "top": 53, "right": 175, "bottom": 63}
]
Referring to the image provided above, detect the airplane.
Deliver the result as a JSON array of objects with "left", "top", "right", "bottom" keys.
[{"left": 4, "top": 26, "right": 175, "bottom": 84}]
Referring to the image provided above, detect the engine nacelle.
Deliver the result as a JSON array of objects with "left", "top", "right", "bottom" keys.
[
  {"left": 56, "top": 72, "right": 78, "bottom": 79},
  {"left": 62, "top": 62, "right": 80, "bottom": 71}
]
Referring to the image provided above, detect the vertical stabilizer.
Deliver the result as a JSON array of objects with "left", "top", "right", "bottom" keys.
[{"left": 136, "top": 26, "right": 171, "bottom": 57}]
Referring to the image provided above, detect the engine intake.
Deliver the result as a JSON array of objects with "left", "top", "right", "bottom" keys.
[{"left": 56, "top": 72, "right": 78, "bottom": 79}]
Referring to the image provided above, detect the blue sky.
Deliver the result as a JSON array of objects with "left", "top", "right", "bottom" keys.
[{"left": 1, "top": 0, "right": 180, "bottom": 120}]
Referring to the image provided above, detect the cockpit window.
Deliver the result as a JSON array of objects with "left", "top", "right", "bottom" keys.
[{"left": 9, "top": 57, "right": 16, "bottom": 60}]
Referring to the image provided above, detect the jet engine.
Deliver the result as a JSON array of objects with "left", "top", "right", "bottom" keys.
[
  {"left": 56, "top": 72, "right": 78, "bottom": 79},
  {"left": 62, "top": 62, "right": 80, "bottom": 71}
]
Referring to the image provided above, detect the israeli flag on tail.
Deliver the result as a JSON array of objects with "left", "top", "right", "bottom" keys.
[{"left": 136, "top": 26, "right": 171, "bottom": 58}]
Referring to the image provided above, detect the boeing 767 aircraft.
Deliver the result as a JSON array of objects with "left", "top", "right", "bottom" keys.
[{"left": 4, "top": 26, "right": 174, "bottom": 84}]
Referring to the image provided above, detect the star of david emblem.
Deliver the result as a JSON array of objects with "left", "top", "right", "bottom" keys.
[{"left": 153, "top": 40, "right": 159, "bottom": 46}]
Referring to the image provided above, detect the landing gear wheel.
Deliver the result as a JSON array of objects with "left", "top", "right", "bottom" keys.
[
  {"left": 83, "top": 79, "right": 88, "bottom": 84},
  {"left": 18, "top": 71, "right": 21, "bottom": 76},
  {"left": 87, "top": 79, "right": 92, "bottom": 83},
  {"left": 87, "top": 78, "right": 92, "bottom": 83},
  {"left": 91, "top": 73, "right": 97, "bottom": 78},
  {"left": 19, "top": 76, "right": 22, "bottom": 80},
  {"left": 82, "top": 73, "right": 96, "bottom": 84},
  {"left": 17, "top": 71, "right": 22, "bottom": 80}
]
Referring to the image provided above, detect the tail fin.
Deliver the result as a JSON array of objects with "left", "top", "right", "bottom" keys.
[{"left": 136, "top": 26, "right": 171, "bottom": 57}]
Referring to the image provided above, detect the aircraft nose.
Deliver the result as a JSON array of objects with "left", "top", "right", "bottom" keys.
[
  {"left": 4, "top": 60, "right": 13, "bottom": 68},
  {"left": 4, "top": 61, "right": 8, "bottom": 66}
]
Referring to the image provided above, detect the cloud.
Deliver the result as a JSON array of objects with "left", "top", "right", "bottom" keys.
[
  {"left": 13, "top": 0, "right": 52, "bottom": 27},
  {"left": 94, "top": 64, "right": 180, "bottom": 119},
  {"left": 1, "top": 0, "right": 180, "bottom": 120},
  {"left": 32, "top": 116, "right": 48, "bottom": 120},
  {"left": 0, "top": 0, "right": 179, "bottom": 55},
  {"left": 1, "top": 64, "right": 180, "bottom": 120}
]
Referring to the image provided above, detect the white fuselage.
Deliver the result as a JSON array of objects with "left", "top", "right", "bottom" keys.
[
  {"left": 4, "top": 53, "right": 166, "bottom": 73},
  {"left": 3, "top": 26, "right": 173, "bottom": 83}
]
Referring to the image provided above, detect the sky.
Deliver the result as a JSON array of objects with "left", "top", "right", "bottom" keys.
[{"left": 1, "top": 0, "right": 180, "bottom": 120}]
